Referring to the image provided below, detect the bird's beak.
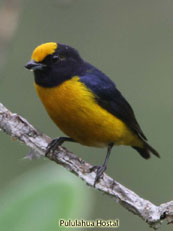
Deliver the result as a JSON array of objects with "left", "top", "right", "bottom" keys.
[{"left": 24, "top": 60, "right": 46, "bottom": 71}]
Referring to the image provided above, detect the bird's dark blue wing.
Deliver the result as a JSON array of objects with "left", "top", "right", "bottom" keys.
[{"left": 79, "top": 63, "right": 147, "bottom": 141}]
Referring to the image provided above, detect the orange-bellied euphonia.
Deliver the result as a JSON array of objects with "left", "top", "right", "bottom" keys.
[{"left": 25, "top": 42, "right": 160, "bottom": 185}]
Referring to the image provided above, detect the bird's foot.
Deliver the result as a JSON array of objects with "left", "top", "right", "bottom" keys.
[
  {"left": 89, "top": 165, "right": 107, "bottom": 186},
  {"left": 45, "top": 137, "right": 65, "bottom": 156}
]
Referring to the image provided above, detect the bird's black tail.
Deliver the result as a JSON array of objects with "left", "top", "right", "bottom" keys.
[{"left": 132, "top": 142, "right": 160, "bottom": 159}]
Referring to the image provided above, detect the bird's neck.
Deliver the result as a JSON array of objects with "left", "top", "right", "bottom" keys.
[{"left": 34, "top": 62, "right": 87, "bottom": 88}]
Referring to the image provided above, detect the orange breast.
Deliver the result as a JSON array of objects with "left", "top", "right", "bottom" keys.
[{"left": 34, "top": 76, "right": 142, "bottom": 147}]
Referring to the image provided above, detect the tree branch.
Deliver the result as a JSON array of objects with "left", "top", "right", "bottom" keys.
[{"left": 0, "top": 102, "right": 172, "bottom": 229}]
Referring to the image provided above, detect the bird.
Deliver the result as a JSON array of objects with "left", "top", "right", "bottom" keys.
[{"left": 25, "top": 42, "right": 160, "bottom": 186}]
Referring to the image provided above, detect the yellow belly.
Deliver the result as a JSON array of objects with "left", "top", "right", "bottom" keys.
[{"left": 34, "top": 76, "right": 142, "bottom": 147}]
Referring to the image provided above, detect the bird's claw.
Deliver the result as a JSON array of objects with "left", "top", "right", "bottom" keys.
[
  {"left": 45, "top": 138, "right": 64, "bottom": 156},
  {"left": 89, "top": 165, "right": 107, "bottom": 186}
]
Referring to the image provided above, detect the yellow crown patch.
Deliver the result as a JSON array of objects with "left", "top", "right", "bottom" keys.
[{"left": 31, "top": 42, "right": 58, "bottom": 62}]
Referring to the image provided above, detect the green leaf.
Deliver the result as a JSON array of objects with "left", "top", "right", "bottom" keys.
[{"left": 0, "top": 163, "right": 93, "bottom": 231}]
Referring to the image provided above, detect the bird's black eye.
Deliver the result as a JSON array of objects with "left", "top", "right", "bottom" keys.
[
  {"left": 52, "top": 54, "right": 66, "bottom": 63},
  {"left": 52, "top": 55, "right": 59, "bottom": 63}
]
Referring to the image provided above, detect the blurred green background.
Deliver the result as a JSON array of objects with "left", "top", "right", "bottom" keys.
[{"left": 0, "top": 0, "right": 172, "bottom": 230}]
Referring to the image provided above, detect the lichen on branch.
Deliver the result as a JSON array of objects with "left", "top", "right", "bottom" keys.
[{"left": 0, "top": 102, "right": 172, "bottom": 229}]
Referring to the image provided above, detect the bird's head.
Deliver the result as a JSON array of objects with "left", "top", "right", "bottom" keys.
[{"left": 25, "top": 42, "right": 85, "bottom": 87}]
